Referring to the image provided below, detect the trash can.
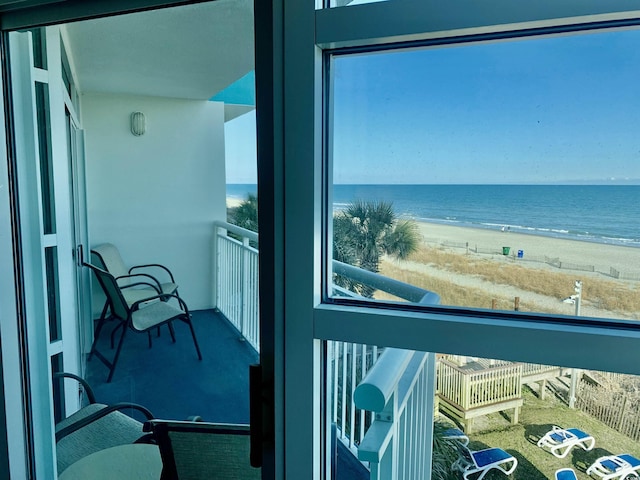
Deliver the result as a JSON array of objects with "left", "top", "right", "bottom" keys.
[
  {"left": 502, "top": 247, "right": 511, "bottom": 255},
  {"left": 517, "top": 250, "right": 524, "bottom": 258}
]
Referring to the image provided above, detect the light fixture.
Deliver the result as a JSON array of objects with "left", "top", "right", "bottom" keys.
[{"left": 131, "top": 111, "right": 146, "bottom": 136}]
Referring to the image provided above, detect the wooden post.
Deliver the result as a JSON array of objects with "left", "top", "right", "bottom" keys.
[
  {"left": 569, "top": 369, "right": 581, "bottom": 408},
  {"left": 617, "top": 396, "right": 628, "bottom": 430},
  {"left": 514, "top": 297, "right": 520, "bottom": 311},
  {"left": 492, "top": 299, "right": 497, "bottom": 309}
]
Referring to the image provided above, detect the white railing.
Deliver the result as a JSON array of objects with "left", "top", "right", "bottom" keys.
[
  {"left": 213, "top": 220, "right": 441, "bottom": 478},
  {"left": 213, "top": 221, "right": 260, "bottom": 351},
  {"left": 355, "top": 349, "right": 437, "bottom": 480}
]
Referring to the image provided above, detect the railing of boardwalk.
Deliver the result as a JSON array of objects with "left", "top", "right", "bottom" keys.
[
  {"left": 213, "top": 221, "right": 260, "bottom": 351},
  {"left": 354, "top": 348, "right": 437, "bottom": 480},
  {"left": 213, "top": 221, "right": 441, "bottom": 478},
  {"left": 437, "top": 359, "right": 522, "bottom": 410}
]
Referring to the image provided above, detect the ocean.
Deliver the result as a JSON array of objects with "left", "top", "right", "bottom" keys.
[{"left": 226, "top": 184, "right": 640, "bottom": 248}]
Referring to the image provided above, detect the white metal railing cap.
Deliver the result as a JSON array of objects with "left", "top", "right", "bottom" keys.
[
  {"left": 354, "top": 348, "right": 413, "bottom": 412},
  {"left": 214, "top": 220, "right": 259, "bottom": 243}
]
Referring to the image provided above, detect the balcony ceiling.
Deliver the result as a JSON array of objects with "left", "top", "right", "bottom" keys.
[{"left": 63, "top": 0, "right": 254, "bottom": 101}]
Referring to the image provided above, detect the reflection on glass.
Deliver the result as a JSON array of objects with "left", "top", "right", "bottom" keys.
[
  {"left": 325, "top": 0, "right": 390, "bottom": 8},
  {"left": 329, "top": 29, "right": 640, "bottom": 322},
  {"left": 327, "top": 343, "right": 640, "bottom": 479}
]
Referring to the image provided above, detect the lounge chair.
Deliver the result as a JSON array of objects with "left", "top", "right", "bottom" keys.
[
  {"left": 442, "top": 427, "right": 470, "bottom": 446},
  {"left": 586, "top": 454, "right": 640, "bottom": 480},
  {"left": 451, "top": 444, "right": 517, "bottom": 480},
  {"left": 537, "top": 425, "right": 595, "bottom": 458},
  {"left": 556, "top": 468, "right": 578, "bottom": 480}
]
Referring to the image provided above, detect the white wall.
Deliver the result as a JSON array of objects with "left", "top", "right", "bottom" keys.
[{"left": 82, "top": 93, "right": 225, "bottom": 310}]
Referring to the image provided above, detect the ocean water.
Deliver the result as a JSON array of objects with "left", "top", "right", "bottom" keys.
[{"left": 226, "top": 184, "right": 640, "bottom": 248}]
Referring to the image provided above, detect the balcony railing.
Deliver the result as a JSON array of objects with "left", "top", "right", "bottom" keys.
[
  {"left": 355, "top": 349, "right": 436, "bottom": 480},
  {"left": 213, "top": 220, "right": 441, "bottom": 478}
]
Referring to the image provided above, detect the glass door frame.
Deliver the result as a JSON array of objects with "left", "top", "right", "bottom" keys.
[{"left": 0, "top": 1, "right": 274, "bottom": 478}]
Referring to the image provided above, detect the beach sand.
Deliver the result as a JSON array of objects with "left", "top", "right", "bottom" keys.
[
  {"left": 415, "top": 221, "right": 640, "bottom": 277},
  {"left": 377, "top": 220, "right": 640, "bottom": 319},
  {"left": 226, "top": 197, "right": 244, "bottom": 209}
]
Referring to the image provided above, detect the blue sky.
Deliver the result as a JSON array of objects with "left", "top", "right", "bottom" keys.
[{"left": 226, "top": 28, "right": 640, "bottom": 185}]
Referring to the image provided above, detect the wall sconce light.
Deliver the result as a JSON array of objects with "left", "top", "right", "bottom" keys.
[{"left": 131, "top": 111, "right": 146, "bottom": 136}]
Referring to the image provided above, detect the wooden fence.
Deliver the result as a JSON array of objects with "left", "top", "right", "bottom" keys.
[{"left": 576, "top": 380, "right": 640, "bottom": 442}]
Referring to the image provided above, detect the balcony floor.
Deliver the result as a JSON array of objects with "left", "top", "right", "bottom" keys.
[{"left": 84, "top": 308, "right": 368, "bottom": 479}]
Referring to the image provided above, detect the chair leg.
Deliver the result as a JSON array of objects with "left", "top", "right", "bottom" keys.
[
  {"left": 89, "top": 303, "right": 110, "bottom": 361},
  {"left": 168, "top": 322, "right": 176, "bottom": 343},
  {"left": 111, "top": 322, "right": 124, "bottom": 349},
  {"left": 184, "top": 315, "right": 202, "bottom": 360},
  {"left": 107, "top": 325, "right": 128, "bottom": 383},
  {"left": 148, "top": 331, "right": 153, "bottom": 348}
]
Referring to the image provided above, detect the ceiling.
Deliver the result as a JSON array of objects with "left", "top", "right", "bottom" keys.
[{"left": 63, "top": 0, "right": 254, "bottom": 101}]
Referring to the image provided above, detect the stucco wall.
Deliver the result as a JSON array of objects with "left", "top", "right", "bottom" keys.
[{"left": 82, "top": 93, "right": 225, "bottom": 311}]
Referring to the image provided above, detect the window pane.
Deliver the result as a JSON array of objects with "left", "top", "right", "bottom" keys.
[
  {"left": 51, "top": 353, "right": 64, "bottom": 424},
  {"left": 35, "top": 81, "right": 56, "bottom": 234},
  {"left": 31, "top": 28, "right": 47, "bottom": 70},
  {"left": 328, "top": 342, "right": 640, "bottom": 479},
  {"left": 329, "top": 28, "right": 640, "bottom": 323},
  {"left": 45, "top": 246, "right": 61, "bottom": 342}
]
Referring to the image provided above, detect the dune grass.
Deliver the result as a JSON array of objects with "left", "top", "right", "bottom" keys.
[{"left": 378, "top": 244, "right": 640, "bottom": 315}]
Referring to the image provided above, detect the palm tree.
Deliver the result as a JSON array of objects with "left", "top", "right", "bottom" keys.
[
  {"left": 333, "top": 200, "right": 419, "bottom": 297},
  {"left": 228, "top": 193, "right": 258, "bottom": 232}
]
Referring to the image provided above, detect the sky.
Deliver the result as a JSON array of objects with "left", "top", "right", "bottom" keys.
[{"left": 225, "top": 27, "right": 640, "bottom": 185}]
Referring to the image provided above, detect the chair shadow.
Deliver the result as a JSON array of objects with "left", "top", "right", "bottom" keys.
[
  {"left": 524, "top": 423, "right": 556, "bottom": 446},
  {"left": 570, "top": 447, "right": 612, "bottom": 474}
]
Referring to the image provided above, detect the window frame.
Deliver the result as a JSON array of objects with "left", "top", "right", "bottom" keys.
[{"left": 279, "top": 1, "right": 640, "bottom": 478}]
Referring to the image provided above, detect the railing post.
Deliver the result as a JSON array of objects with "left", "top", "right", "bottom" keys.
[
  {"left": 211, "top": 224, "right": 220, "bottom": 309},
  {"left": 240, "top": 237, "right": 249, "bottom": 338}
]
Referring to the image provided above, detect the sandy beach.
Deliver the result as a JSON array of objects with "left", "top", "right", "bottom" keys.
[
  {"left": 377, "top": 220, "right": 640, "bottom": 319},
  {"left": 415, "top": 220, "right": 640, "bottom": 278}
]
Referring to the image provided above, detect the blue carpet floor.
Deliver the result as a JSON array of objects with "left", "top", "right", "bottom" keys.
[{"left": 84, "top": 309, "right": 368, "bottom": 479}]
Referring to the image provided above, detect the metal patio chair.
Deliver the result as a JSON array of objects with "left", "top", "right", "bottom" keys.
[
  {"left": 54, "top": 372, "right": 154, "bottom": 474},
  {"left": 84, "top": 263, "right": 202, "bottom": 382}
]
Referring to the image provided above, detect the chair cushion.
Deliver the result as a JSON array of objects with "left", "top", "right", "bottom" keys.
[
  {"left": 56, "top": 404, "right": 144, "bottom": 473},
  {"left": 131, "top": 301, "right": 185, "bottom": 331},
  {"left": 472, "top": 448, "right": 512, "bottom": 468}
]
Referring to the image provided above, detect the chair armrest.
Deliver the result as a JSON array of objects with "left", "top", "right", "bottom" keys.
[
  {"left": 116, "top": 273, "right": 163, "bottom": 293},
  {"left": 129, "top": 264, "right": 176, "bottom": 283},
  {"left": 120, "top": 281, "right": 162, "bottom": 295},
  {"left": 56, "top": 402, "right": 155, "bottom": 442},
  {"left": 53, "top": 372, "right": 97, "bottom": 404},
  {"left": 131, "top": 293, "right": 190, "bottom": 314}
]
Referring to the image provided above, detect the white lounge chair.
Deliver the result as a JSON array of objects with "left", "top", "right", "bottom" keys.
[
  {"left": 586, "top": 454, "right": 640, "bottom": 480},
  {"left": 537, "top": 425, "right": 595, "bottom": 458},
  {"left": 451, "top": 444, "right": 517, "bottom": 480},
  {"left": 556, "top": 468, "right": 578, "bottom": 480}
]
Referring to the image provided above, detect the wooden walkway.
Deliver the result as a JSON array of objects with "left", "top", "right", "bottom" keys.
[{"left": 437, "top": 355, "right": 563, "bottom": 432}]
